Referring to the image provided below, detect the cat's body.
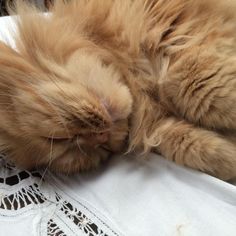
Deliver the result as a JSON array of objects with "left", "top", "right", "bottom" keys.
[{"left": 0, "top": 0, "right": 236, "bottom": 179}]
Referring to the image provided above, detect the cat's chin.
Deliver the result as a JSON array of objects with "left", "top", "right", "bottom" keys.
[{"left": 48, "top": 146, "right": 111, "bottom": 174}]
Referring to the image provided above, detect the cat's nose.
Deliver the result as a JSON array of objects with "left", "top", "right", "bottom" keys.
[{"left": 96, "top": 132, "right": 109, "bottom": 144}]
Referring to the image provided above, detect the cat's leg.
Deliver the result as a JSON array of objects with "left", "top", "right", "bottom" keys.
[
  {"left": 153, "top": 116, "right": 236, "bottom": 180},
  {"left": 159, "top": 52, "right": 236, "bottom": 130}
]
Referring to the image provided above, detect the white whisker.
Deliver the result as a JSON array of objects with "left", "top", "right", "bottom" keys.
[
  {"left": 38, "top": 132, "right": 54, "bottom": 188},
  {"left": 76, "top": 136, "right": 88, "bottom": 157}
]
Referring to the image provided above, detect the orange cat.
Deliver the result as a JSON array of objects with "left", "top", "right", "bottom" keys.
[{"left": 0, "top": 0, "right": 235, "bottom": 179}]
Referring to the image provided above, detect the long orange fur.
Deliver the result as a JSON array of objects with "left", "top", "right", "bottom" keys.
[{"left": 0, "top": 0, "right": 235, "bottom": 179}]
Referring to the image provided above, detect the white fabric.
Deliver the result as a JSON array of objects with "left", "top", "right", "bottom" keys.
[{"left": 0, "top": 15, "right": 236, "bottom": 236}]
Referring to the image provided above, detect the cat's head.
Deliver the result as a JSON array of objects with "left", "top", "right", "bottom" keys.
[{"left": 0, "top": 44, "right": 133, "bottom": 173}]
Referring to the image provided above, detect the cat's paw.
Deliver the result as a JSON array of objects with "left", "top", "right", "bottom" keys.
[
  {"left": 180, "top": 133, "right": 236, "bottom": 180},
  {"left": 155, "top": 117, "right": 236, "bottom": 180},
  {"left": 202, "top": 141, "right": 236, "bottom": 180}
]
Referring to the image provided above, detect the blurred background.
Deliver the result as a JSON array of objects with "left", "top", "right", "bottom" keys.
[{"left": 0, "top": 0, "right": 53, "bottom": 16}]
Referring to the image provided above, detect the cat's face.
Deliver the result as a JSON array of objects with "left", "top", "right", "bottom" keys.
[{"left": 1, "top": 51, "right": 133, "bottom": 173}]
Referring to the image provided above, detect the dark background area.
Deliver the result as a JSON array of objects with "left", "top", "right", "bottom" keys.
[
  {"left": 0, "top": 0, "right": 53, "bottom": 16},
  {"left": 0, "top": 0, "right": 9, "bottom": 15}
]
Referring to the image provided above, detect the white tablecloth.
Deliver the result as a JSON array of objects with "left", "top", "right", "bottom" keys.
[{"left": 0, "top": 16, "right": 236, "bottom": 236}]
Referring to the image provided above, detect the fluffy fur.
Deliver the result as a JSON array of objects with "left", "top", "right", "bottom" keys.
[{"left": 0, "top": 0, "right": 236, "bottom": 179}]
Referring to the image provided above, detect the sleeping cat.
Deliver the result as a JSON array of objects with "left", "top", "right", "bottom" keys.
[{"left": 0, "top": 0, "right": 235, "bottom": 179}]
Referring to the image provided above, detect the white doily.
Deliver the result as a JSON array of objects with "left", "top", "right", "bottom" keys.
[{"left": 0, "top": 155, "right": 121, "bottom": 236}]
